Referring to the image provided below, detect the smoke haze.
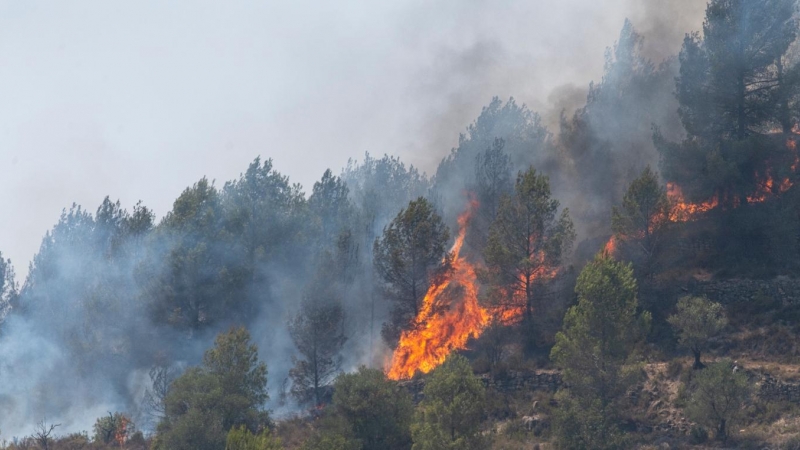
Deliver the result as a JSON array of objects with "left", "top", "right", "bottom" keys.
[
  {"left": 0, "top": 0, "right": 705, "bottom": 278},
  {"left": 0, "top": 0, "right": 709, "bottom": 439}
]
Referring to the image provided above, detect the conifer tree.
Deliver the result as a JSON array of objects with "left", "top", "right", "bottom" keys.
[
  {"left": 550, "top": 253, "right": 651, "bottom": 449},
  {"left": 481, "top": 167, "right": 575, "bottom": 321},
  {"left": 373, "top": 198, "right": 451, "bottom": 346}
]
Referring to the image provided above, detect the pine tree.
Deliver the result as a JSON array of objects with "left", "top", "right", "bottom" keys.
[
  {"left": 373, "top": 198, "right": 451, "bottom": 346},
  {"left": 289, "top": 289, "right": 346, "bottom": 406},
  {"left": 659, "top": 0, "right": 799, "bottom": 202},
  {"left": 550, "top": 253, "right": 651, "bottom": 448},
  {"left": 157, "top": 327, "right": 269, "bottom": 450},
  {"left": 411, "top": 354, "right": 487, "bottom": 450},
  {"left": 481, "top": 167, "right": 575, "bottom": 321},
  {"left": 611, "top": 166, "right": 670, "bottom": 269}
]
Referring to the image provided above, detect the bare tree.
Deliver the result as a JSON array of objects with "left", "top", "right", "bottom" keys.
[
  {"left": 33, "top": 419, "right": 60, "bottom": 450},
  {"left": 142, "top": 363, "right": 176, "bottom": 421}
]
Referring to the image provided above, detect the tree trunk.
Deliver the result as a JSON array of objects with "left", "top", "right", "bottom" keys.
[
  {"left": 692, "top": 349, "right": 705, "bottom": 370},
  {"left": 717, "top": 418, "right": 726, "bottom": 441},
  {"left": 525, "top": 275, "right": 533, "bottom": 322},
  {"left": 778, "top": 58, "right": 792, "bottom": 134}
]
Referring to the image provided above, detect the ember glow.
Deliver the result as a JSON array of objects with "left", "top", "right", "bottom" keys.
[
  {"left": 386, "top": 199, "right": 546, "bottom": 380},
  {"left": 604, "top": 235, "right": 619, "bottom": 256},
  {"left": 115, "top": 416, "right": 130, "bottom": 447}
]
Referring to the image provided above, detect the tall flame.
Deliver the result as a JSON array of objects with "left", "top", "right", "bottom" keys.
[
  {"left": 386, "top": 199, "right": 488, "bottom": 380},
  {"left": 386, "top": 198, "right": 549, "bottom": 380}
]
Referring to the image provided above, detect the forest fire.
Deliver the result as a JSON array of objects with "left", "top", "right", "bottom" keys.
[
  {"left": 666, "top": 182, "right": 720, "bottom": 223},
  {"left": 386, "top": 199, "right": 538, "bottom": 380},
  {"left": 386, "top": 200, "right": 489, "bottom": 380},
  {"left": 604, "top": 134, "right": 799, "bottom": 258},
  {"left": 604, "top": 235, "right": 618, "bottom": 256}
]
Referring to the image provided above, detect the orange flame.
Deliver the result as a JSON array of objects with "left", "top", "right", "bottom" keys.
[
  {"left": 603, "top": 235, "right": 618, "bottom": 257},
  {"left": 666, "top": 183, "right": 719, "bottom": 222},
  {"left": 386, "top": 199, "right": 550, "bottom": 380},
  {"left": 604, "top": 133, "right": 798, "bottom": 254},
  {"left": 386, "top": 199, "right": 487, "bottom": 380}
]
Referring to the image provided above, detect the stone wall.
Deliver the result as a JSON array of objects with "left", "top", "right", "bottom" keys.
[
  {"left": 757, "top": 372, "right": 800, "bottom": 403},
  {"left": 482, "top": 370, "right": 562, "bottom": 394},
  {"left": 697, "top": 277, "right": 800, "bottom": 307}
]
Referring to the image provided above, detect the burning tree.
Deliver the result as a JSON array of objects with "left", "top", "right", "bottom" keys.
[
  {"left": 386, "top": 199, "right": 492, "bottom": 380},
  {"left": 658, "top": 0, "right": 799, "bottom": 205},
  {"left": 611, "top": 166, "right": 670, "bottom": 270},
  {"left": 481, "top": 167, "right": 575, "bottom": 323},
  {"left": 373, "top": 197, "right": 452, "bottom": 347},
  {"left": 93, "top": 412, "right": 133, "bottom": 447}
]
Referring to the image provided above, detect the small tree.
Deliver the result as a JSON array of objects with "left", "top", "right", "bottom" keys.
[
  {"left": 225, "top": 425, "right": 283, "bottom": 450},
  {"left": 301, "top": 430, "right": 360, "bottom": 450},
  {"left": 0, "top": 253, "right": 17, "bottom": 321},
  {"left": 550, "top": 253, "right": 651, "bottom": 449},
  {"left": 289, "top": 293, "right": 346, "bottom": 406},
  {"left": 157, "top": 327, "right": 269, "bottom": 450},
  {"left": 93, "top": 412, "right": 133, "bottom": 446},
  {"left": 685, "top": 360, "right": 749, "bottom": 441},
  {"left": 411, "top": 354, "right": 487, "bottom": 450},
  {"left": 611, "top": 166, "right": 670, "bottom": 269},
  {"left": 202, "top": 327, "right": 269, "bottom": 428},
  {"left": 143, "top": 363, "right": 177, "bottom": 422},
  {"left": 373, "top": 197, "right": 451, "bottom": 346},
  {"left": 481, "top": 167, "right": 575, "bottom": 322},
  {"left": 332, "top": 367, "right": 413, "bottom": 450},
  {"left": 34, "top": 419, "right": 60, "bottom": 450},
  {"left": 668, "top": 296, "right": 728, "bottom": 369}
]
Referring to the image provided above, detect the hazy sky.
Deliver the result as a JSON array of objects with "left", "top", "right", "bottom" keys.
[{"left": 0, "top": 0, "right": 705, "bottom": 280}]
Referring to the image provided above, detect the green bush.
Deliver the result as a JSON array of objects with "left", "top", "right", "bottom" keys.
[
  {"left": 411, "top": 354, "right": 487, "bottom": 450},
  {"left": 781, "top": 434, "right": 800, "bottom": 450},
  {"left": 225, "top": 425, "right": 282, "bottom": 450},
  {"left": 684, "top": 360, "right": 750, "bottom": 441},
  {"left": 690, "top": 425, "right": 708, "bottom": 444}
]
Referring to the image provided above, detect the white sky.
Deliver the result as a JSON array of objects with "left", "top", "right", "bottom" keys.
[{"left": 0, "top": 0, "right": 705, "bottom": 279}]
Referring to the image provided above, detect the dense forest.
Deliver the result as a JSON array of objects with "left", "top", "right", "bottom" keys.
[{"left": 3, "top": 0, "right": 800, "bottom": 448}]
